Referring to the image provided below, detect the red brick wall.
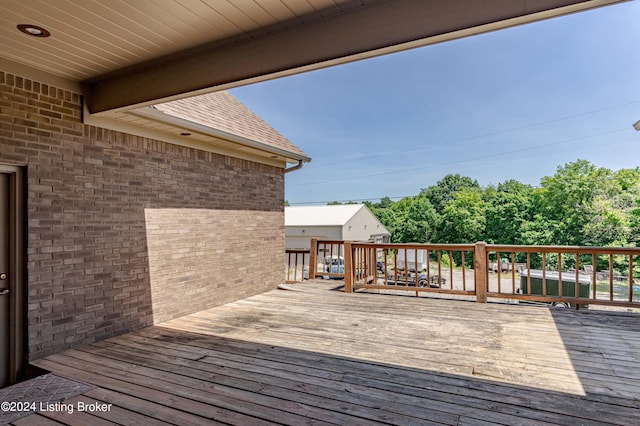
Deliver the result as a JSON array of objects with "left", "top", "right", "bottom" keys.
[{"left": 0, "top": 71, "right": 285, "bottom": 359}]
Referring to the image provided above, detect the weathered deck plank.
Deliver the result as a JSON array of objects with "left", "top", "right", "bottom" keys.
[
  {"left": 24, "top": 279, "right": 640, "bottom": 425},
  {"left": 10, "top": 414, "right": 65, "bottom": 426}
]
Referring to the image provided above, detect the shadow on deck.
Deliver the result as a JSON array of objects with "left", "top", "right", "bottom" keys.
[{"left": 8, "top": 279, "right": 640, "bottom": 425}]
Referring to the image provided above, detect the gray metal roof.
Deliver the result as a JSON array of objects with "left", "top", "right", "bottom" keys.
[{"left": 285, "top": 204, "right": 366, "bottom": 226}]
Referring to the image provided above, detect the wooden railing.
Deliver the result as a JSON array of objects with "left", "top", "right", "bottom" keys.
[
  {"left": 344, "top": 242, "right": 477, "bottom": 298},
  {"left": 308, "top": 238, "right": 346, "bottom": 279},
  {"left": 285, "top": 249, "right": 309, "bottom": 283},
  {"left": 316, "top": 239, "right": 640, "bottom": 310},
  {"left": 486, "top": 245, "right": 640, "bottom": 309}
]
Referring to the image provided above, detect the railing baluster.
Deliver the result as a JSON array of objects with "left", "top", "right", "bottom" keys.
[
  {"left": 437, "top": 250, "right": 442, "bottom": 286},
  {"left": 361, "top": 247, "right": 365, "bottom": 282},
  {"left": 575, "top": 253, "right": 580, "bottom": 309},
  {"left": 609, "top": 254, "right": 614, "bottom": 301},
  {"left": 394, "top": 248, "right": 398, "bottom": 286},
  {"left": 511, "top": 252, "right": 516, "bottom": 294},
  {"left": 497, "top": 250, "right": 502, "bottom": 294},
  {"left": 449, "top": 250, "right": 453, "bottom": 290},
  {"left": 475, "top": 242, "right": 488, "bottom": 302},
  {"left": 629, "top": 255, "right": 634, "bottom": 303},
  {"left": 344, "top": 241, "right": 352, "bottom": 292},
  {"left": 363, "top": 246, "right": 368, "bottom": 284},
  {"left": 558, "top": 252, "right": 563, "bottom": 298},
  {"left": 462, "top": 251, "right": 466, "bottom": 292},
  {"left": 329, "top": 243, "right": 334, "bottom": 277},
  {"left": 527, "top": 252, "right": 531, "bottom": 295},
  {"left": 414, "top": 248, "right": 419, "bottom": 297},
  {"left": 426, "top": 249, "right": 431, "bottom": 285},
  {"left": 592, "top": 253, "right": 597, "bottom": 300},
  {"left": 403, "top": 247, "right": 408, "bottom": 288},
  {"left": 542, "top": 252, "right": 547, "bottom": 296},
  {"left": 357, "top": 247, "right": 360, "bottom": 282},
  {"left": 383, "top": 248, "right": 387, "bottom": 286},
  {"left": 415, "top": 248, "right": 419, "bottom": 288}
]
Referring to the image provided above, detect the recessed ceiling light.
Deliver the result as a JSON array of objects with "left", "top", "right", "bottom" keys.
[
  {"left": 17, "top": 24, "right": 50, "bottom": 38},
  {"left": 180, "top": 132, "right": 191, "bottom": 136}
]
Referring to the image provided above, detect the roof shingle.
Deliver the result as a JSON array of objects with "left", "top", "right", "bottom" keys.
[{"left": 154, "top": 91, "right": 308, "bottom": 159}]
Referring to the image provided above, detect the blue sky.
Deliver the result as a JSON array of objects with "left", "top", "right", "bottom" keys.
[{"left": 231, "top": 1, "right": 640, "bottom": 205}]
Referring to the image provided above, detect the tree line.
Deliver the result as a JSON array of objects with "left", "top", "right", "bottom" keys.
[{"left": 357, "top": 160, "right": 640, "bottom": 248}]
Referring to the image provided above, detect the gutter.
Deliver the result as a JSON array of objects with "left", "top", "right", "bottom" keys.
[
  {"left": 131, "top": 106, "right": 311, "bottom": 163},
  {"left": 284, "top": 160, "right": 305, "bottom": 174}
]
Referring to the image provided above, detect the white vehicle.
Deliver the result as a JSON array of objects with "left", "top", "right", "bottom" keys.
[{"left": 395, "top": 249, "right": 427, "bottom": 272}]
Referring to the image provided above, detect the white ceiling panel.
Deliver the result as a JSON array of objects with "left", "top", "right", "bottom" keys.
[
  {"left": 0, "top": 0, "right": 626, "bottom": 114},
  {"left": 0, "top": 0, "right": 369, "bottom": 81}
]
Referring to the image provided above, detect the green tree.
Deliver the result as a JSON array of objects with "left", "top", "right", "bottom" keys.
[
  {"left": 369, "top": 195, "right": 439, "bottom": 243},
  {"left": 384, "top": 196, "right": 415, "bottom": 242},
  {"left": 484, "top": 180, "right": 534, "bottom": 244},
  {"left": 537, "top": 160, "right": 610, "bottom": 245},
  {"left": 327, "top": 200, "right": 359, "bottom": 205},
  {"left": 422, "top": 174, "right": 480, "bottom": 214},
  {"left": 584, "top": 167, "right": 640, "bottom": 246},
  {"left": 394, "top": 195, "right": 438, "bottom": 243},
  {"left": 436, "top": 189, "right": 486, "bottom": 243},
  {"left": 537, "top": 161, "right": 640, "bottom": 246},
  {"left": 369, "top": 205, "right": 399, "bottom": 240},
  {"left": 378, "top": 196, "right": 394, "bottom": 209},
  {"left": 366, "top": 161, "right": 640, "bottom": 250},
  {"left": 630, "top": 200, "right": 640, "bottom": 245}
]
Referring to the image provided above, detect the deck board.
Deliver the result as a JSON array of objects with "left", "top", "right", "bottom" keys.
[
  {"left": 11, "top": 414, "right": 65, "bottom": 425},
  {"left": 24, "top": 280, "right": 640, "bottom": 425}
]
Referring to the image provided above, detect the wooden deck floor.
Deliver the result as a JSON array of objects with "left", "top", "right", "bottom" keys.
[{"left": 15, "top": 280, "right": 640, "bottom": 425}]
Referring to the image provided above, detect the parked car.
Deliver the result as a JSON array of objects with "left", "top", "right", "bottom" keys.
[{"left": 324, "top": 255, "right": 344, "bottom": 274}]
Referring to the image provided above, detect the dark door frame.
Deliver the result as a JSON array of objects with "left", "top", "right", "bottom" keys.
[{"left": 0, "top": 164, "right": 25, "bottom": 387}]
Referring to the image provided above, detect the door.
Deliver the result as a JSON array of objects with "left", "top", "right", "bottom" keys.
[
  {"left": 0, "top": 172, "right": 9, "bottom": 386},
  {"left": 0, "top": 165, "right": 24, "bottom": 388}
]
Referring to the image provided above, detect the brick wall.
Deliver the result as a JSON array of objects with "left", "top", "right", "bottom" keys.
[
  {"left": 0, "top": 71, "right": 285, "bottom": 359},
  {"left": 145, "top": 208, "right": 283, "bottom": 323}
]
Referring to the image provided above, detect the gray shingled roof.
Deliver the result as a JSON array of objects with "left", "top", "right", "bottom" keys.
[{"left": 153, "top": 91, "right": 308, "bottom": 159}]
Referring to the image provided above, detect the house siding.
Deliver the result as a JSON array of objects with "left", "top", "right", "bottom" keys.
[
  {"left": 285, "top": 226, "right": 342, "bottom": 240},
  {"left": 0, "top": 71, "right": 285, "bottom": 360},
  {"left": 343, "top": 207, "right": 390, "bottom": 242}
]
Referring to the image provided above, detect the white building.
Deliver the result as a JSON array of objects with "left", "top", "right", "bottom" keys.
[{"left": 285, "top": 204, "right": 391, "bottom": 250}]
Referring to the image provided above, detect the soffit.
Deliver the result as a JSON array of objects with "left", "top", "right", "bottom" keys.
[
  {"left": 0, "top": 0, "right": 626, "bottom": 115},
  {"left": 86, "top": 110, "right": 298, "bottom": 167},
  {"left": 0, "top": 0, "right": 372, "bottom": 81}
]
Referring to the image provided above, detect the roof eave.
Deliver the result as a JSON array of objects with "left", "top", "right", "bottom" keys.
[{"left": 132, "top": 106, "right": 311, "bottom": 164}]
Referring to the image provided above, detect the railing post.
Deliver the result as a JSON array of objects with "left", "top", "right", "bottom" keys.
[
  {"left": 475, "top": 241, "right": 488, "bottom": 303},
  {"left": 309, "top": 238, "right": 318, "bottom": 280},
  {"left": 344, "top": 241, "right": 353, "bottom": 293}
]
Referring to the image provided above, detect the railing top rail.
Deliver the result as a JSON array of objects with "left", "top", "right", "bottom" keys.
[
  {"left": 488, "top": 244, "right": 640, "bottom": 255},
  {"left": 315, "top": 239, "right": 347, "bottom": 245},
  {"left": 285, "top": 249, "right": 310, "bottom": 253},
  {"left": 350, "top": 242, "right": 476, "bottom": 250}
]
